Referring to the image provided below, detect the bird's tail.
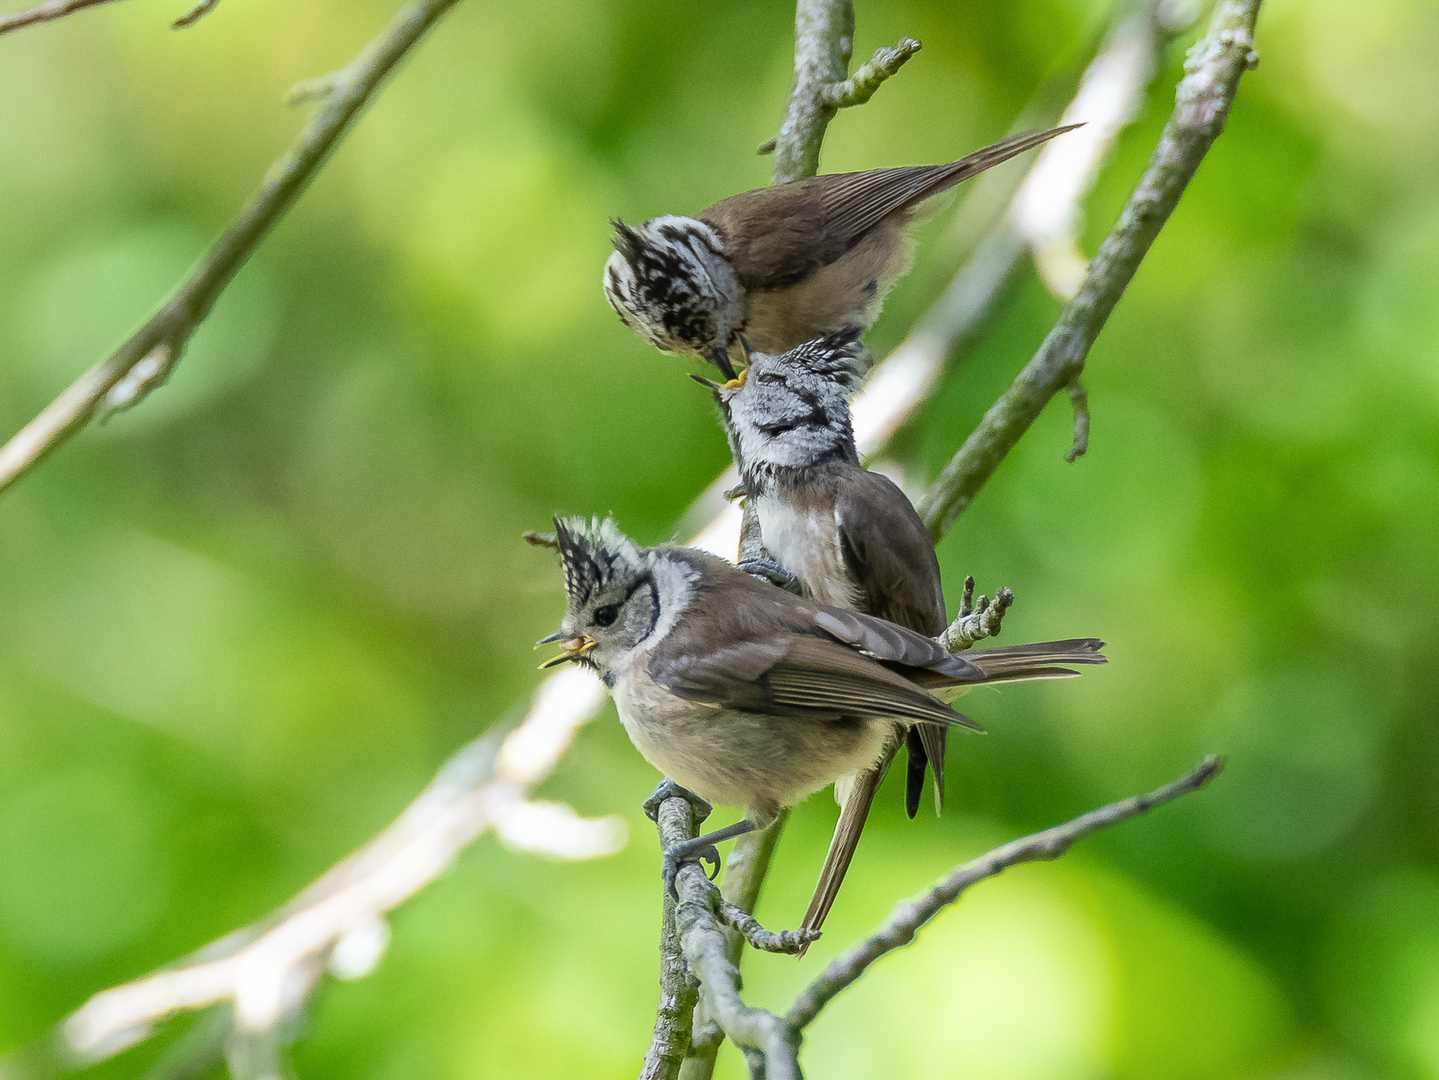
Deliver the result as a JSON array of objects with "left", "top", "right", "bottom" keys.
[
  {"left": 963, "top": 638, "right": 1107, "bottom": 683},
  {"left": 797, "top": 754, "right": 890, "bottom": 957},
  {"left": 914, "top": 126, "right": 1083, "bottom": 208}
]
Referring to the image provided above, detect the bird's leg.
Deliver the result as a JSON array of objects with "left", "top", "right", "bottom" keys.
[
  {"left": 738, "top": 557, "right": 802, "bottom": 595},
  {"left": 662, "top": 819, "right": 760, "bottom": 900}
]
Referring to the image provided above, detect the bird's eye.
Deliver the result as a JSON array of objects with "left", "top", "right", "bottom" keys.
[
  {"left": 593, "top": 605, "right": 619, "bottom": 628},
  {"left": 758, "top": 373, "right": 784, "bottom": 385}
]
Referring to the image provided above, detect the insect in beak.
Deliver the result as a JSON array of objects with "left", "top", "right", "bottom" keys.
[
  {"left": 689, "top": 373, "right": 722, "bottom": 391},
  {"left": 721, "top": 366, "right": 748, "bottom": 391},
  {"left": 537, "top": 634, "right": 597, "bottom": 669},
  {"left": 523, "top": 531, "right": 559, "bottom": 550}
]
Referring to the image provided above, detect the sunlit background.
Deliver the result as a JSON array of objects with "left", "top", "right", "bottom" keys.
[{"left": 1, "top": 0, "right": 1437, "bottom": 1076}]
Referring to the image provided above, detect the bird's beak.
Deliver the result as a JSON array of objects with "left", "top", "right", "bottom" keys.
[
  {"left": 537, "top": 634, "right": 597, "bottom": 669},
  {"left": 523, "top": 531, "right": 559, "bottom": 550},
  {"left": 711, "top": 346, "right": 737, "bottom": 382}
]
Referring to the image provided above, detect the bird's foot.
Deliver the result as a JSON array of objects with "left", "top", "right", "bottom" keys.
[
  {"left": 642, "top": 778, "right": 712, "bottom": 828},
  {"left": 739, "top": 557, "right": 802, "bottom": 595},
  {"left": 662, "top": 840, "right": 724, "bottom": 900}
]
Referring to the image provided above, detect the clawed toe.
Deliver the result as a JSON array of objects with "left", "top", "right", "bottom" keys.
[
  {"left": 643, "top": 779, "right": 713, "bottom": 826},
  {"left": 738, "top": 558, "right": 801, "bottom": 594},
  {"left": 662, "top": 843, "right": 723, "bottom": 899}
]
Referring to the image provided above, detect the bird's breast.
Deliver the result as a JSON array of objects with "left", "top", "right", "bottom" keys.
[{"left": 755, "top": 494, "right": 859, "bottom": 608}]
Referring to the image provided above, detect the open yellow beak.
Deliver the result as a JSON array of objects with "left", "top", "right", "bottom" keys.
[
  {"left": 537, "top": 635, "right": 597, "bottom": 669},
  {"left": 722, "top": 366, "right": 748, "bottom": 391}
]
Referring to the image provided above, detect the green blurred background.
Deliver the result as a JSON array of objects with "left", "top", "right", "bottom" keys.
[{"left": 2, "top": 0, "right": 1437, "bottom": 1076}]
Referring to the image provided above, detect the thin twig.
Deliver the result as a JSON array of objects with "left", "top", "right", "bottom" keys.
[
  {"left": 819, "top": 36, "right": 920, "bottom": 109},
  {"left": 714, "top": 900, "right": 819, "bottom": 956},
  {"left": 786, "top": 756, "right": 1226, "bottom": 1029},
  {"left": 0, "top": 0, "right": 121, "bottom": 36},
  {"left": 0, "top": 0, "right": 464, "bottom": 496},
  {"left": 1065, "top": 377, "right": 1091, "bottom": 462},
  {"left": 938, "top": 578, "right": 1013, "bottom": 651},
  {"left": 170, "top": 0, "right": 217, "bottom": 29},
  {"left": 766, "top": 0, "right": 919, "bottom": 183},
  {"left": 919, "top": 0, "right": 1265, "bottom": 538}
]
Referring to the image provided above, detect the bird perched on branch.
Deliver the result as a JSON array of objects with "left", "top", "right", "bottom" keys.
[
  {"left": 705, "top": 329, "right": 952, "bottom": 942},
  {"left": 603, "top": 126, "right": 1078, "bottom": 379},
  {"left": 533, "top": 516, "right": 1105, "bottom": 914}
]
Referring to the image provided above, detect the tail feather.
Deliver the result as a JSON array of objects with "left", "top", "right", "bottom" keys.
[
  {"left": 964, "top": 638, "right": 1106, "bottom": 680},
  {"left": 798, "top": 758, "right": 887, "bottom": 956}
]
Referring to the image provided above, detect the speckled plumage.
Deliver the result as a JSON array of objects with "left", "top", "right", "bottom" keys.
[{"left": 603, "top": 127, "right": 1078, "bottom": 373}]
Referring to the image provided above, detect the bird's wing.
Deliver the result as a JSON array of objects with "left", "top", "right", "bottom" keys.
[
  {"left": 832, "top": 468, "right": 946, "bottom": 635},
  {"left": 830, "top": 466, "right": 948, "bottom": 814},
  {"left": 811, "top": 127, "right": 1077, "bottom": 250},
  {"left": 650, "top": 624, "right": 978, "bottom": 729},
  {"left": 698, "top": 127, "right": 1075, "bottom": 292}
]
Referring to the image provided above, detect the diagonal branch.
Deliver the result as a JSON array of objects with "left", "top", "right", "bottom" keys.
[
  {"left": 918, "top": 0, "right": 1265, "bottom": 538},
  {"left": 0, "top": 0, "right": 463, "bottom": 496},
  {"left": 0, "top": 0, "right": 123, "bottom": 36},
  {"left": 785, "top": 756, "right": 1225, "bottom": 1029}
]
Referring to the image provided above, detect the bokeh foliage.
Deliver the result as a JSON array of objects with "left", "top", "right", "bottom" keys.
[{"left": 1, "top": 0, "right": 1437, "bottom": 1076}]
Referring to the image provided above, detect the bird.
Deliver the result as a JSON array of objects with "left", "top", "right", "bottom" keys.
[
  {"left": 533, "top": 515, "right": 1105, "bottom": 917},
  {"left": 602, "top": 126, "right": 1079, "bottom": 380},
  {"left": 705, "top": 328, "right": 950, "bottom": 942}
]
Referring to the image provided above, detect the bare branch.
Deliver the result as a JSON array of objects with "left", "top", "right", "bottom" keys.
[
  {"left": 938, "top": 578, "right": 1013, "bottom": 651},
  {"left": 0, "top": 0, "right": 123, "bottom": 36},
  {"left": 170, "top": 0, "right": 217, "bottom": 29},
  {"left": 785, "top": 756, "right": 1226, "bottom": 1030},
  {"left": 919, "top": 0, "right": 1265, "bottom": 538},
  {"left": 674, "top": 864, "right": 801, "bottom": 1079},
  {"left": 819, "top": 36, "right": 920, "bottom": 109},
  {"left": 713, "top": 900, "right": 818, "bottom": 955},
  {"left": 641, "top": 800, "right": 704, "bottom": 1080},
  {"left": 0, "top": 0, "right": 464, "bottom": 497},
  {"left": 1065, "top": 378, "right": 1091, "bottom": 462}
]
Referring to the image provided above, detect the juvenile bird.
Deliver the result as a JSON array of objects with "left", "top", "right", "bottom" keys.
[
  {"left": 603, "top": 126, "right": 1078, "bottom": 379},
  {"left": 711, "top": 329, "right": 948, "bottom": 940},
  {"left": 535, "top": 516, "right": 1104, "bottom": 911}
]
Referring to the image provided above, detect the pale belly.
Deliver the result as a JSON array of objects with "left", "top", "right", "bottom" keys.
[
  {"left": 614, "top": 665, "right": 889, "bottom": 821},
  {"left": 755, "top": 496, "right": 859, "bottom": 608}
]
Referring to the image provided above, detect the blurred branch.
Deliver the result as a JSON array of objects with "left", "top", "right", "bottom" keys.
[
  {"left": 170, "top": 0, "right": 217, "bottom": 29},
  {"left": 0, "top": 0, "right": 463, "bottom": 496},
  {"left": 1, "top": 670, "right": 624, "bottom": 1080},
  {"left": 785, "top": 756, "right": 1226, "bottom": 1030},
  {"left": 0, "top": 0, "right": 121, "bottom": 36},
  {"left": 919, "top": 0, "right": 1265, "bottom": 538}
]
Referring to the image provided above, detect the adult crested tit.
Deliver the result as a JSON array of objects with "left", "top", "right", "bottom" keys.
[
  {"left": 535, "top": 516, "right": 1105, "bottom": 913},
  {"left": 711, "top": 329, "right": 948, "bottom": 939},
  {"left": 602, "top": 126, "right": 1078, "bottom": 379}
]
